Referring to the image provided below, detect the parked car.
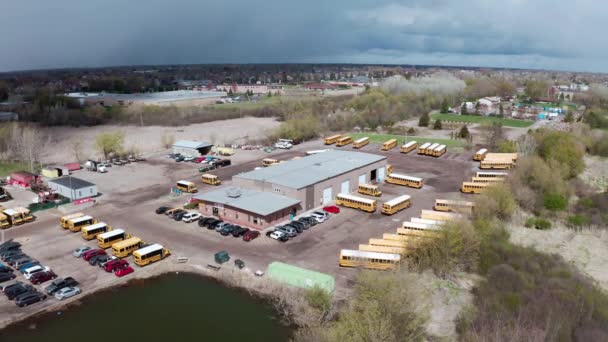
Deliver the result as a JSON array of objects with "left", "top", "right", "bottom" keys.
[
  {"left": 0, "top": 241, "right": 21, "bottom": 253},
  {"left": 24, "top": 266, "right": 50, "bottom": 280},
  {"left": 99, "top": 256, "right": 117, "bottom": 268},
  {"left": 205, "top": 219, "right": 223, "bottom": 230},
  {"left": 45, "top": 277, "right": 79, "bottom": 295},
  {"left": 198, "top": 217, "right": 215, "bottom": 227},
  {"left": 174, "top": 156, "right": 185, "bottom": 162},
  {"left": 73, "top": 246, "right": 92, "bottom": 258},
  {"left": 31, "top": 271, "right": 58, "bottom": 285},
  {"left": 214, "top": 222, "right": 231, "bottom": 232},
  {"left": 155, "top": 206, "right": 170, "bottom": 214},
  {"left": 104, "top": 259, "right": 129, "bottom": 273},
  {"left": 277, "top": 225, "right": 298, "bottom": 237},
  {"left": 15, "top": 291, "right": 46, "bottom": 307},
  {"left": 173, "top": 210, "right": 187, "bottom": 221},
  {"left": 194, "top": 156, "right": 206, "bottom": 163},
  {"left": 54, "top": 286, "right": 81, "bottom": 300},
  {"left": 300, "top": 216, "right": 318, "bottom": 226},
  {"left": 166, "top": 208, "right": 185, "bottom": 218},
  {"left": 19, "top": 261, "right": 40, "bottom": 274},
  {"left": 212, "top": 159, "right": 231, "bottom": 167},
  {"left": 5, "top": 283, "right": 34, "bottom": 300},
  {"left": 243, "top": 230, "right": 260, "bottom": 242},
  {"left": 1, "top": 281, "right": 24, "bottom": 293},
  {"left": 12, "top": 258, "right": 34, "bottom": 268},
  {"left": 82, "top": 249, "right": 106, "bottom": 261},
  {"left": 231, "top": 226, "right": 249, "bottom": 237},
  {"left": 89, "top": 254, "right": 111, "bottom": 266},
  {"left": 234, "top": 259, "right": 245, "bottom": 269},
  {"left": 0, "top": 272, "right": 17, "bottom": 283},
  {"left": 167, "top": 153, "right": 181, "bottom": 159},
  {"left": 311, "top": 211, "right": 329, "bottom": 221},
  {"left": 323, "top": 205, "right": 340, "bottom": 214},
  {"left": 183, "top": 156, "right": 196, "bottom": 162},
  {"left": 269, "top": 231, "right": 289, "bottom": 242},
  {"left": 1, "top": 249, "right": 23, "bottom": 259},
  {"left": 220, "top": 225, "right": 237, "bottom": 236},
  {"left": 115, "top": 266, "right": 134, "bottom": 277},
  {"left": 296, "top": 218, "right": 312, "bottom": 229},
  {"left": 0, "top": 265, "right": 14, "bottom": 273},
  {"left": 287, "top": 221, "right": 305, "bottom": 232},
  {"left": 182, "top": 212, "right": 202, "bottom": 223}
]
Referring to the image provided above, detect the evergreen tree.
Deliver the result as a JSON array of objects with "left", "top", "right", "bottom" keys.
[
  {"left": 499, "top": 103, "right": 504, "bottom": 116},
  {"left": 459, "top": 125, "right": 470, "bottom": 139},
  {"left": 461, "top": 103, "right": 468, "bottom": 115},
  {"left": 227, "top": 89, "right": 234, "bottom": 97},
  {"left": 440, "top": 98, "right": 449, "bottom": 113},
  {"left": 433, "top": 119, "right": 443, "bottom": 130},
  {"left": 267, "top": 91, "right": 272, "bottom": 98},
  {"left": 418, "top": 113, "right": 430, "bottom": 127},
  {"left": 475, "top": 101, "right": 481, "bottom": 115}
]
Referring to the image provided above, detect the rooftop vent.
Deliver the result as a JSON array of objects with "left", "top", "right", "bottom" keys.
[{"left": 226, "top": 188, "right": 242, "bottom": 198}]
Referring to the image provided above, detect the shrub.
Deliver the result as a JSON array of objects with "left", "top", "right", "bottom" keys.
[
  {"left": 567, "top": 214, "right": 591, "bottom": 227},
  {"left": 525, "top": 217, "right": 552, "bottom": 230},
  {"left": 304, "top": 286, "right": 331, "bottom": 314},
  {"left": 497, "top": 140, "right": 517, "bottom": 153},
  {"left": 459, "top": 125, "right": 470, "bottom": 139},
  {"left": 543, "top": 193, "right": 568, "bottom": 211},
  {"left": 433, "top": 119, "right": 442, "bottom": 130},
  {"left": 474, "top": 183, "right": 516, "bottom": 221},
  {"left": 535, "top": 131, "right": 585, "bottom": 178},
  {"left": 418, "top": 113, "right": 430, "bottom": 127}
]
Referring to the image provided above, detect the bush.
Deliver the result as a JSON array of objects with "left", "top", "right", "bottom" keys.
[
  {"left": 418, "top": 113, "right": 430, "bottom": 127},
  {"left": 543, "top": 193, "right": 568, "bottom": 211},
  {"left": 567, "top": 214, "right": 591, "bottom": 227},
  {"left": 474, "top": 183, "right": 516, "bottom": 221},
  {"left": 525, "top": 217, "right": 552, "bottom": 230},
  {"left": 535, "top": 130, "right": 585, "bottom": 178},
  {"left": 433, "top": 119, "right": 442, "bottom": 130},
  {"left": 304, "top": 286, "right": 331, "bottom": 314},
  {"left": 497, "top": 140, "right": 517, "bottom": 153},
  {"left": 459, "top": 125, "right": 470, "bottom": 139}
]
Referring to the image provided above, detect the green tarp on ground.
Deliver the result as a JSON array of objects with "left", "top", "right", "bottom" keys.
[{"left": 267, "top": 261, "right": 335, "bottom": 294}]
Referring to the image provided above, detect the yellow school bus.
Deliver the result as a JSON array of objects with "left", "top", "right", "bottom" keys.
[
  {"left": 357, "top": 183, "right": 382, "bottom": 197},
  {"left": 382, "top": 139, "right": 398, "bottom": 151},
  {"left": 381, "top": 195, "right": 411, "bottom": 215},
  {"left": 68, "top": 215, "right": 97, "bottom": 232},
  {"left": 97, "top": 229, "right": 130, "bottom": 249},
  {"left": 410, "top": 217, "right": 446, "bottom": 226},
  {"left": 336, "top": 193, "right": 377, "bottom": 213},
  {"left": 385, "top": 173, "right": 424, "bottom": 189},
  {"left": 432, "top": 144, "right": 447, "bottom": 157},
  {"left": 336, "top": 136, "right": 353, "bottom": 147},
  {"left": 475, "top": 171, "right": 508, "bottom": 179},
  {"left": 433, "top": 199, "right": 475, "bottom": 214},
  {"left": 420, "top": 209, "right": 462, "bottom": 221},
  {"left": 60, "top": 212, "right": 85, "bottom": 229},
  {"left": 425, "top": 143, "right": 440, "bottom": 156},
  {"left": 471, "top": 176, "right": 505, "bottom": 184},
  {"left": 480, "top": 159, "right": 515, "bottom": 170},
  {"left": 418, "top": 142, "right": 431, "bottom": 154},
  {"left": 400, "top": 141, "right": 417, "bottom": 154},
  {"left": 397, "top": 227, "right": 441, "bottom": 238},
  {"left": 176, "top": 180, "right": 198, "bottom": 193},
  {"left": 339, "top": 249, "right": 400, "bottom": 270},
  {"left": 14, "top": 207, "right": 34, "bottom": 223},
  {"left": 262, "top": 158, "right": 281, "bottom": 167},
  {"left": 324, "top": 134, "right": 342, "bottom": 145},
  {"left": 0, "top": 213, "right": 9, "bottom": 229},
  {"left": 201, "top": 174, "right": 221, "bottom": 186},
  {"left": 133, "top": 244, "right": 171, "bottom": 266},
  {"left": 461, "top": 182, "right": 490, "bottom": 194},
  {"left": 3, "top": 209, "right": 24, "bottom": 226},
  {"left": 81, "top": 222, "right": 112, "bottom": 241},
  {"left": 473, "top": 148, "right": 488, "bottom": 161},
  {"left": 358, "top": 244, "right": 408, "bottom": 255},
  {"left": 485, "top": 153, "right": 518, "bottom": 163},
  {"left": 353, "top": 137, "right": 369, "bottom": 149},
  {"left": 369, "top": 238, "right": 410, "bottom": 248},
  {"left": 112, "top": 237, "right": 144, "bottom": 258}
]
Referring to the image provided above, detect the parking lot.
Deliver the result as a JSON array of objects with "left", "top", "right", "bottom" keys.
[{"left": 0, "top": 139, "right": 477, "bottom": 327}]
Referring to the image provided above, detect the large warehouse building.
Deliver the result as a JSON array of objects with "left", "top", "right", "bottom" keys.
[{"left": 232, "top": 150, "right": 387, "bottom": 210}]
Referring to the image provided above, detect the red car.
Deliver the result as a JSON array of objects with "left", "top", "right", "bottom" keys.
[
  {"left": 31, "top": 271, "right": 57, "bottom": 285},
  {"left": 243, "top": 230, "right": 260, "bottom": 242},
  {"left": 194, "top": 156, "right": 206, "bottom": 163},
  {"left": 104, "top": 259, "right": 128, "bottom": 273},
  {"left": 82, "top": 249, "right": 106, "bottom": 261},
  {"left": 323, "top": 205, "right": 340, "bottom": 214},
  {"left": 115, "top": 266, "right": 134, "bottom": 277}
]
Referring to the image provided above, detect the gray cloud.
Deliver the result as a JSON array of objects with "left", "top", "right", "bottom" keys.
[{"left": 0, "top": 0, "right": 606, "bottom": 72}]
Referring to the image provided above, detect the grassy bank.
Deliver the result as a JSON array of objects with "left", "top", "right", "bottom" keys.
[
  {"left": 350, "top": 133, "right": 465, "bottom": 148},
  {"left": 0, "top": 162, "right": 29, "bottom": 177},
  {"left": 431, "top": 113, "right": 534, "bottom": 128}
]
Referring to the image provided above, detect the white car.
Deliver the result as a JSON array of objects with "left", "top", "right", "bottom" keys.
[
  {"left": 24, "top": 266, "right": 50, "bottom": 280},
  {"left": 269, "top": 231, "right": 287, "bottom": 240},
  {"left": 73, "top": 246, "right": 92, "bottom": 258},
  {"left": 183, "top": 156, "right": 196, "bottom": 162},
  {"left": 182, "top": 212, "right": 202, "bottom": 223},
  {"left": 274, "top": 142, "right": 292, "bottom": 149},
  {"left": 310, "top": 211, "right": 329, "bottom": 222},
  {"left": 54, "top": 286, "right": 81, "bottom": 300}
]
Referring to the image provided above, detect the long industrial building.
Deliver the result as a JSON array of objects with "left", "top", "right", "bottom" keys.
[{"left": 232, "top": 150, "right": 387, "bottom": 210}]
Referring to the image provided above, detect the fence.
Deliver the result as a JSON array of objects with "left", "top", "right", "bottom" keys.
[{"left": 28, "top": 197, "right": 71, "bottom": 213}]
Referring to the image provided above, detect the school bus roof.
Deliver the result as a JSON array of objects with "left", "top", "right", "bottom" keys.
[
  {"left": 134, "top": 243, "right": 163, "bottom": 256},
  {"left": 462, "top": 181, "right": 490, "bottom": 186},
  {"left": 70, "top": 215, "right": 94, "bottom": 223},
  {"left": 358, "top": 183, "right": 378, "bottom": 189},
  {"left": 337, "top": 193, "right": 376, "bottom": 205},
  {"left": 433, "top": 144, "right": 446, "bottom": 151},
  {"left": 325, "top": 134, "right": 341, "bottom": 139},
  {"left": 201, "top": 174, "right": 218, "bottom": 178},
  {"left": 421, "top": 209, "right": 463, "bottom": 219},
  {"left": 435, "top": 199, "right": 474, "bottom": 206},
  {"left": 411, "top": 217, "right": 446, "bottom": 225},
  {"left": 476, "top": 171, "right": 508, "bottom": 177},
  {"left": 13, "top": 207, "right": 30, "bottom": 214},
  {"left": 358, "top": 244, "right": 407, "bottom": 254},
  {"left": 384, "top": 195, "right": 411, "bottom": 207},
  {"left": 82, "top": 222, "right": 107, "bottom": 231},
  {"left": 403, "top": 141, "right": 417, "bottom": 148},
  {"left": 388, "top": 173, "right": 423, "bottom": 182},
  {"left": 98, "top": 229, "right": 125, "bottom": 239},
  {"left": 475, "top": 148, "right": 488, "bottom": 155},
  {"left": 112, "top": 237, "right": 141, "bottom": 249},
  {"left": 61, "top": 212, "right": 84, "bottom": 220},
  {"left": 354, "top": 137, "right": 369, "bottom": 144},
  {"left": 401, "top": 222, "right": 442, "bottom": 230},
  {"left": 177, "top": 180, "right": 195, "bottom": 186},
  {"left": 3, "top": 209, "right": 19, "bottom": 216},
  {"left": 383, "top": 138, "right": 397, "bottom": 144},
  {"left": 340, "top": 249, "right": 401, "bottom": 261},
  {"left": 419, "top": 142, "right": 431, "bottom": 149},
  {"left": 427, "top": 143, "right": 440, "bottom": 150},
  {"left": 338, "top": 136, "right": 351, "bottom": 140}
]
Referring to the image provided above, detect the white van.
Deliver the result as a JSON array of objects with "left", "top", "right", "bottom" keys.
[{"left": 24, "top": 265, "right": 50, "bottom": 280}]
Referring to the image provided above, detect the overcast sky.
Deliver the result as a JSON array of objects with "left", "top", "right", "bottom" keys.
[{"left": 1, "top": 0, "right": 606, "bottom": 72}]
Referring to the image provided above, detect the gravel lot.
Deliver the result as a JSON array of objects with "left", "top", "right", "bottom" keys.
[{"left": 0, "top": 139, "right": 476, "bottom": 328}]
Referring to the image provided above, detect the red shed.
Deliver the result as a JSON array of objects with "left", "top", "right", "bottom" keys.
[
  {"left": 8, "top": 171, "right": 42, "bottom": 188},
  {"left": 63, "top": 162, "right": 81, "bottom": 172}
]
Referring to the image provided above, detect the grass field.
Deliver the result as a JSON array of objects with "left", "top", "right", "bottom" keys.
[
  {"left": 350, "top": 133, "right": 465, "bottom": 148},
  {"left": 0, "top": 162, "right": 29, "bottom": 177},
  {"left": 431, "top": 114, "right": 534, "bottom": 128}
]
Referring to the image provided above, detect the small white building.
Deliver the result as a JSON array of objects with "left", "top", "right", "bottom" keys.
[
  {"left": 172, "top": 140, "right": 213, "bottom": 157},
  {"left": 48, "top": 176, "right": 97, "bottom": 200}
]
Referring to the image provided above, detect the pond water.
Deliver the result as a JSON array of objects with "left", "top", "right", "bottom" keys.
[{"left": 1, "top": 273, "right": 290, "bottom": 341}]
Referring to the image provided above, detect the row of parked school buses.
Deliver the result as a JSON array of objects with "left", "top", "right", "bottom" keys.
[
  {"left": 339, "top": 200, "right": 473, "bottom": 270},
  {"left": 324, "top": 134, "right": 448, "bottom": 158},
  {"left": 474, "top": 149, "right": 518, "bottom": 169},
  {"left": 0, "top": 206, "right": 35, "bottom": 229},
  {"left": 461, "top": 171, "right": 508, "bottom": 194},
  {"left": 59, "top": 213, "right": 170, "bottom": 267}
]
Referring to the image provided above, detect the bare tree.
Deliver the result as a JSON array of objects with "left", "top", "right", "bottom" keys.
[
  {"left": 160, "top": 131, "right": 175, "bottom": 149},
  {"left": 70, "top": 138, "right": 85, "bottom": 162},
  {"left": 9, "top": 124, "right": 48, "bottom": 172}
]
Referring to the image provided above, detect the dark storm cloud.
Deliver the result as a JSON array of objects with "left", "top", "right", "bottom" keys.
[{"left": 1, "top": 0, "right": 606, "bottom": 72}]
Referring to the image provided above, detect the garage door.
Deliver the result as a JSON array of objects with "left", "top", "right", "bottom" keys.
[
  {"left": 377, "top": 167, "right": 386, "bottom": 182},
  {"left": 322, "top": 187, "right": 333, "bottom": 205},
  {"left": 358, "top": 174, "right": 366, "bottom": 184},
  {"left": 340, "top": 180, "right": 350, "bottom": 194}
]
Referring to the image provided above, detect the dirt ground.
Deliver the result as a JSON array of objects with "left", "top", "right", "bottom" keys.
[
  {"left": 0, "top": 138, "right": 478, "bottom": 336},
  {"left": 41, "top": 117, "right": 279, "bottom": 164}
]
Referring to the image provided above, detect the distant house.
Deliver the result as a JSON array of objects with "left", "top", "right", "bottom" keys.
[
  {"left": 172, "top": 140, "right": 213, "bottom": 156},
  {"left": 478, "top": 97, "right": 502, "bottom": 115},
  {"left": 0, "top": 112, "right": 18, "bottom": 122}
]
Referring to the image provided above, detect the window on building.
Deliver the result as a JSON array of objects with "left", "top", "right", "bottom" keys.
[
  {"left": 78, "top": 191, "right": 82, "bottom": 197},
  {"left": 235, "top": 213, "right": 239, "bottom": 219},
  {"left": 253, "top": 218, "right": 258, "bottom": 225}
]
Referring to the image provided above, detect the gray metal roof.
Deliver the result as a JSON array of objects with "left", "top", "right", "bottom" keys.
[
  {"left": 173, "top": 140, "right": 213, "bottom": 149},
  {"left": 194, "top": 187, "right": 300, "bottom": 216},
  {"left": 49, "top": 176, "right": 95, "bottom": 190},
  {"left": 235, "top": 150, "right": 386, "bottom": 189}
]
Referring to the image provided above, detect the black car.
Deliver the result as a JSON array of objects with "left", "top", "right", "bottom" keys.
[
  {"left": 300, "top": 216, "right": 318, "bottom": 226},
  {"left": 15, "top": 291, "right": 46, "bottom": 307},
  {"left": 208, "top": 219, "right": 224, "bottom": 230},
  {"left": 1, "top": 281, "right": 24, "bottom": 293},
  {"left": 155, "top": 206, "right": 170, "bottom": 214},
  {"left": 198, "top": 217, "right": 214, "bottom": 227},
  {"left": 0, "top": 241, "right": 21, "bottom": 253},
  {"left": 0, "top": 272, "right": 16, "bottom": 283},
  {"left": 174, "top": 211, "right": 187, "bottom": 221},
  {"left": 89, "top": 254, "right": 110, "bottom": 266},
  {"left": 231, "top": 226, "right": 249, "bottom": 237},
  {"left": 175, "top": 156, "right": 185, "bottom": 162},
  {"left": 7, "top": 255, "right": 29, "bottom": 266},
  {"left": 166, "top": 209, "right": 184, "bottom": 219},
  {"left": 296, "top": 219, "right": 312, "bottom": 229},
  {"left": 286, "top": 222, "right": 304, "bottom": 233},
  {"left": 45, "top": 277, "right": 78, "bottom": 295},
  {"left": 1, "top": 250, "right": 23, "bottom": 260},
  {"left": 213, "top": 159, "right": 231, "bottom": 167},
  {"left": 220, "top": 225, "right": 237, "bottom": 236},
  {"left": 5, "top": 284, "right": 35, "bottom": 300},
  {"left": 0, "top": 266, "right": 14, "bottom": 273}
]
